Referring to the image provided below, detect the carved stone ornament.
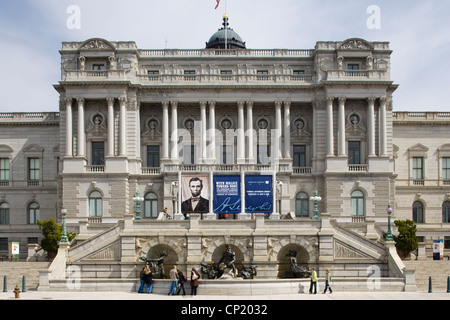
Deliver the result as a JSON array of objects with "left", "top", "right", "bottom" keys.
[
  {"left": 80, "top": 39, "right": 115, "bottom": 51},
  {"left": 339, "top": 39, "right": 372, "bottom": 50}
]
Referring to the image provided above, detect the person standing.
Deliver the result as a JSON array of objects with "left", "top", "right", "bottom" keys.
[
  {"left": 168, "top": 265, "right": 179, "bottom": 295},
  {"left": 190, "top": 267, "right": 200, "bottom": 296},
  {"left": 138, "top": 267, "right": 146, "bottom": 293},
  {"left": 309, "top": 267, "right": 317, "bottom": 294},
  {"left": 176, "top": 270, "right": 187, "bottom": 296},
  {"left": 143, "top": 265, "right": 153, "bottom": 293},
  {"left": 323, "top": 269, "right": 333, "bottom": 294}
]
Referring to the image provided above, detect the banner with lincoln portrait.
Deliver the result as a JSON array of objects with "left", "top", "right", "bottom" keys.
[{"left": 181, "top": 175, "right": 210, "bottom": 215}]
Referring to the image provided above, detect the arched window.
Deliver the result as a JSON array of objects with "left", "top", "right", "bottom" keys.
[
  {"left": 89, "top": 191, "right": 102, "bottom": 217},
  {"left": 413, "top": 201, "right": 424, "bottom": 223},
  {"left": 28, "top": 202, "right": 40, "bottom": 224},
  {"left": 0, "top": 203, "right": 10, "bottom": 225},
  {"left": 351, "top": 190, "right": 365, "bottom": 216},
  {"left": 295, "top": 192, "right": 309, "bottom": 217},
  {"left": 144, "top": 192, "right": 158, "bottom": 218},
  {"left": 443, "top": 202, "right": 450, "bottom": 223}
]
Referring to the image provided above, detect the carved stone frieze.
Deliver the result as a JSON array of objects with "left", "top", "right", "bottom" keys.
[{"left": 334, "top": 240, "right": 370, "bottom": 259}]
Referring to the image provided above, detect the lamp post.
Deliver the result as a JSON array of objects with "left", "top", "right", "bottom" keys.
[
  {"left": 60, "top": 207, "right": 69, "bottom": 243},
  {"left": 133, "top": 190, "right": 144, "bottom": 220},
  {"left": 385, "top": 204, "right": 394, "bottom": 241},
  {"left": 310, "top": 190, "right": 321, "bottom": 220}
]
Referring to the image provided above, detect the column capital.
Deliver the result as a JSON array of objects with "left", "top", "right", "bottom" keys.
[
  {"left": 379, "top": 96, "right": 387, "bottom": 104},
  {"left": 199, "top": 101, "right": 207, "bottom": 109},
  {"left": 208, "top": 101, "right": 216, "bottom": 108},
  {"left": 76, "top": 97, "right": 85, "bottom": 104},
  {"left": 326, "top": 96, "right": 334, "bottom": 104},
  {"left": 237, "top": 101, "right": 245, "bottom": 108},
  {"left": 338, "top": 96, "right": 346, "bottom": 104},
  {"left": 162, "top": 101, "right": 169, "bottom": 109},
  {"left": 119, "top": 95, "right": 127, "bottom": 104},
  {"left": 170, "top": 101, "right": 178, "bottom": 108},
  {"left": 274, "top": 101, "right": 282, "bottom": 108},
  {"left": 283, "top": 101, "right": 291, "bottom": 108},
  {"left": 246, "top": 101, "right": 254, "bottom": 108},
  {"left": 64, "top": 97, "right": 73, "bottom": 105},
  {"left": 367, "top": 97, "right": 376, "bottom": 104},
  {"left": 106, "top": 97, "right": 115, "bottom": 105}
]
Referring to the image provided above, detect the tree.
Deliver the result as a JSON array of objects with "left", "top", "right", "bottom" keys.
[
  {"left": 393, "top": 219, "right": 418, "bottom": 259},
  {"left": 37, "top": 218, "right": 76, "bottom": 259}
]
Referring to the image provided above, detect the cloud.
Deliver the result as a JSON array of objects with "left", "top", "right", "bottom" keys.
[{"left": 0, "top": 0, "right": 449, "bottom": 111}]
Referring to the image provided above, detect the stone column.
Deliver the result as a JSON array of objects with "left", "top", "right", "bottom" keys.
[
  {"left": 77, "top": 98, "right": 85, "bottom": 157},
  {"left": 107, "top": 98, "right": 115, "bottom": 157},
  {"left": 237, "top": 101, "right": 245, "bottom": 164},
  {"left": 200, "top": 101, "right": 207, "bottom": 162},
  {"left": 367, "top": 97, "right": 376, "bottom": 157},
  {"left": 338, "top": 97, "right": 346, "bottom": 156},
  {"left": 274, "top": 101, "right": 282, "bottom": 161},
  {"left": 162, "top": 101, "right": 169, "bottom": 160},
  {"left": 65, "top": 98, "right": 73, "bottom": 157},
  {"left": 209, "top": 101, "right": 216, "bottom": 162},
  {"left": 170, "top": 101, "right": 178, "bottom": 163},
  {"left": 283, "top": 101, "right": 291, "bottom": 159},
  {"left": 379, "top": 97, "right": 387, "bottom": 157},
  {"left": 247, "top": 101, "right": 254, "bottom": 163},
  {"left": 119, "top": 96, "right": 127, "bottom": 157},
  {"left": 326, "top": 97, "right": 334, "bottom": 156}
]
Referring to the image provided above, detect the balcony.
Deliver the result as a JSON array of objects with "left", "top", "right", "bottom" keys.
[
  {"left": 326, "top": 69, "right": 389, "bottom": 81},
  {"left": 62, "top": 70, "right": 129, "bottom": 82}
]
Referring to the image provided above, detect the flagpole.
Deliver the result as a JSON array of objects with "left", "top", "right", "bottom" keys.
[{"left": 224, "top": 0, "right": 228, "bottom": 50}]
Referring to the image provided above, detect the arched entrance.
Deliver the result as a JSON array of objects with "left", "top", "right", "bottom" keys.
[{"left": 146, "top": 244, "right": 178, "bottom": 279}]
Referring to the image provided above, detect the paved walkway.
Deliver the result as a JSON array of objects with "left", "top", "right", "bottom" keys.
[{"left": 1, "top": 290, "right": 450, "bottom": 300}]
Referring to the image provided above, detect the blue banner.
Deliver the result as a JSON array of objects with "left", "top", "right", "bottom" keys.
[
  {"left": 245, "top": 175, "right": 273, "bottom": 213},
  {"left": 213, "top": 175, "right": 241, "bottom": 214}
]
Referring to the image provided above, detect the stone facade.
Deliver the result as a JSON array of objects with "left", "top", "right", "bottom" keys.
[{"left": 0, "top": 32, "right": 448, "bottom": 285}]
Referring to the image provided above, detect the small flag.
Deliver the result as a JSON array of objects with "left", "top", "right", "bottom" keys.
[{"left": 215, "top": 0, "right": 220, "bottom": 9}]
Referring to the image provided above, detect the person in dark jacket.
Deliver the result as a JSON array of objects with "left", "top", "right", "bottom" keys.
[
  {"left": 143, "top": 265, "right": 153, "bottom": 293},
  {"left": 176, "top": 270, "right": 187, "bottom": 295}
]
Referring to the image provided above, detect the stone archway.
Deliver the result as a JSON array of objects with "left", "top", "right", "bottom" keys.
[{"left": 276, "top": 243, "right": 310, "bottom": 278}]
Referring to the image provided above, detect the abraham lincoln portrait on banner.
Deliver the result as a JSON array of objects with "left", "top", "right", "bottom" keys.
[{"left": 181, "top": 176, "right": 210, "bottom": 216}]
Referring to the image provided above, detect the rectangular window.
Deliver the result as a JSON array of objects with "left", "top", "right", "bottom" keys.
[
  {"left": 28, "top": 158, "right": 40, "bottom": 180},
  {"left": 412, "top": 157, "right": 424, "bottom": 180},
  {"left": 0, "top": 238, "right": 8, "bottom": 251},
  {"left": 0, "top": 206, "right": 9, "bottom": 225},
  {"left": 347, "top": 64, "right": 359, "bottom": 76},
  {"left": 257, "top": 70, "right": 269, "bottom": 81},
  {"left": 293, "top": 70, "right": 305, "bottom": 81},
  {"left": 221, "top": 70, "right": 232, "bottom": 81},
  {"left": 183, "top": 145, "right": 195, "bottom": 164},
  {"left": 443, "top": 157, "right": 450, "bottom": 180},
  {"left": 257, "top": 145, "right": 270, "bottom": 165},
  {"left": 147, "top": 145, "right": 160, "bottom": 167},
  {"left": 222, "top": 145, "right": 234, "bottom": 164},
  {"left": 184, "top": 70, "right": 196, "bottom": 81},
  {"left": 147, "top": 70, "right": 159, "bottom": 81},
  {"left": 92, "top": 64, "right": 105, "bottom": 70},
  {"left": 348, "top": 141, "right": 361, "bottom": 165},
  {"left": 0, "top": 158, "right": 9, "bottom": 181},
  {"left": 445, "top": 236, "right": 450, "bottom": 250},
  {"left": 293, "top": 145, "right": 306, "bottom": 167},
  {"left": 92, "top": 141, "right": 105, "bottom": 166}
]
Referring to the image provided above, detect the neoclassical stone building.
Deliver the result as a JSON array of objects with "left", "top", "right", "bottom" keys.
[{"left": 0, "top": 17, "right": 448, "bottom": 287}]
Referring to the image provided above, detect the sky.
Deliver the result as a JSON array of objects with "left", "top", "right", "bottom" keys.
[{"left": 0, "top": 0, "right": 449, "bottom": 112}]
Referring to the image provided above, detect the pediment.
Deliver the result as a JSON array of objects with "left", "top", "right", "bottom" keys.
[
  {"left": 80, "top": 38, "right": 115, "bottom": 51},
  {"left": 408, "top": 143, "right": 429, "bottom": 152},
  {"left": 339, "top": 38, "right": 373, "bottom": 51},
  {"left": 23, "top": 144, "right": 44, "bottom": 153},
  {"left": 0, "top": 145, "right": 13, "bottom": 153}
]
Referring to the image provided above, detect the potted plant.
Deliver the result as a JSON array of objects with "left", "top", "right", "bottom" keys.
[
  {"left": 393, "top": 219, "right": 418, "bottom": 260},
  {"left": 37, "top": 218, "right": 76, "bottom": 261}
]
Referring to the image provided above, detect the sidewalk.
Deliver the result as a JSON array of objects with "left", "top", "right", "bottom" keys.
[{"left": 2, "top": 290, "right": 450, "bottom": 300}]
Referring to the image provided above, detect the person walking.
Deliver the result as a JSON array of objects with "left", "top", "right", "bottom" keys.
[
  {"left": 190, "top": 267, "right": 200, "bottom": 296},
  {"left": 168, "top": 265, "right": 179, "bottom": 295},
  {"left": 323, "top": 269, "right": 333, "bottom": 294},
  {"left": 176, "top": 270, "right": 187, "bottom": 295},
  {"left": 143, "top": 265, "right": 153, "bottom": 293},
  {"left": 309, "top": 267, "right": 317, "bottom": 294}
]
